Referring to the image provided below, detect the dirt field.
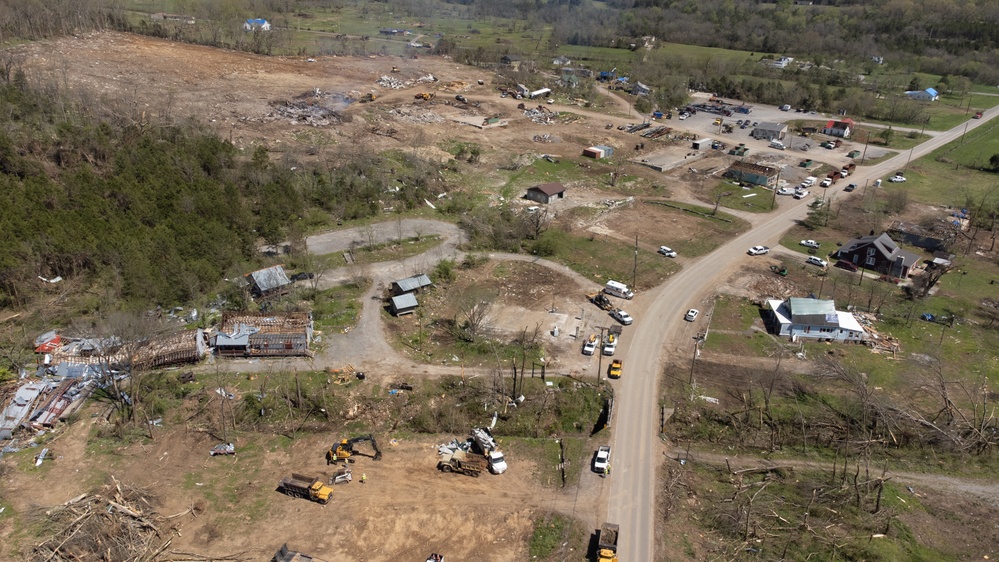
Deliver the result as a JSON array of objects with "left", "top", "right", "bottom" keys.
[{"left": 0, "top": 404, "right": 606, "bottom": 561}]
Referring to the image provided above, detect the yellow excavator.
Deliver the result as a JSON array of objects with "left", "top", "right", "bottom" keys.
[{"left": 327, "top": 434, "right": 383, "bottom": 464}]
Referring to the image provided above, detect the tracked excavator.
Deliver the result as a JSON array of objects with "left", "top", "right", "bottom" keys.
[{"left": 327, "top": 434, "right": 383, "bottom": 464}]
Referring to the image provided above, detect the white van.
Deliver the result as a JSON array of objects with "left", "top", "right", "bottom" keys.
[
  {"left": 801, "top": 176, "right": 817, "bottom": 187},
  {"left": 769, "top": 140, "right": 786, "bottom": 150},
  {"left": 604, "top": 280, "right": 635, "bottom": 300}
]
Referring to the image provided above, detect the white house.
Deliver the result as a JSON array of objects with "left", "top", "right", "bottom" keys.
[
  {"left": 770, "top": 56, "right": 794, "bottom": 69},
  {"left": 244, "top": 18, "right": 271, "bottom": 31},
  {"left": 766, "top": 298, "right": 867, "bottom": 342},
  {"left": 905, "top": 87, "right": 938, "bottom": 101}
]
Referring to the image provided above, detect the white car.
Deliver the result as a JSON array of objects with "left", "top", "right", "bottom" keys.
[
  {"left": 678, "top": 113, "right": 689, "bottom": 120},
  {"left": 582, "top": 337, "right": 597, "bottom": 356},
  {"left": 776, "top": 187, "right": 794, "bottom": 195},
  {"left": 594, "top": 446, "right": 611, "bottom": 473},
  {"left": 602, "top": 339, "right": 617, "bottom": 356},
  {"left": 684, "top": 308, "right": 699, "bottom": 322},
  {"left": 611, "top": 309, "right": 633, "bottom": 325},
  {"left": 806, "top": 256, "right": 828, "bottom": 268},
  {"left": 658, "top": 246, "right": 677, "bottom": 258},
  {"left": 800, "top": 239, "right": 820, "bottom": 249},
  {"left": 889, "top": 175, "right": 907, "bottom": 183},
  {"left": 748, "top": 245, "right": 770, "bottom": 255},
  {"left": 793, "top": 190, "right": 810, "bottom": 199},
  {"left": 820, "top": 178, "right": 832, "bottom": 188}
]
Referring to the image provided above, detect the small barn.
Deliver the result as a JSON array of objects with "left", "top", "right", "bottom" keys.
[
  {"left": 244, "top": 18, "right": 271, "bottom": 31},
  {"left": 751, "top": 122, "right": 788, "bottom": 141},
  {"left": 390, "top": 293, "right": 419, "bottom": 316},
  {"left": 245, "top": 265, "right": 292, "bottom": 298},
  {"left": 725, "top": 161, "right": 780, "bottom": 187},
  {"left": 834, "top": 232, "right": 921, "bottom": 279},
  {"left": 391, "top": 274, "right": 433, "bottom": 296},
  {"left": 822, "top": 118, "right": 854, "bottom": 138},
  {"left": 525, "top": 183, "right": 567, "bottom": 204}
]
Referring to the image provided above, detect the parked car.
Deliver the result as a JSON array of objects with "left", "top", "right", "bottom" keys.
[
  {"left": 658, "top": 246, "right": 678, "bottom": 258},
  {"left": 844, "top": 183, "right": 858, "bottom": 192},
  {"left": 594, "top": 446, "right": 611, "bottom": 473},
  {"left": 582, "top": 337, "right": 598, "bottom": 356},
  {"left": 776, "top": 187, "right": 794, "bottom": 195},
  {"left": 748, "top": 245, "right": 770, "bottom": 255},
  {"left": 684, "top": 308, "right": 699, "bottom": 322},
  {"left": 610, "top": 309, "right": 633, "bottom": 325},
  {"left": 889, "top": 175, "right": 907, "bottom": 183},
  {"left": 820, "top": 178, "right": 833, "bottom": 188},
  {"left": 793, "top": 190, "right": 810, "bottom": 199},
  {"left": 678, "top": 113, "right": 689, "bottom": 120},
  {"left": 800, "top": 239, "right": 820, "bottom": 249},
  {"left": 834, "top": 260, "right": 859, "bottom": 272},
  {"left": 805, "top": 256, "right": 828, "bottom": 268}
]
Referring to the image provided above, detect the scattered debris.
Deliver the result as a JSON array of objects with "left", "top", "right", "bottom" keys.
[
  {"left": 388, "top": 107, "right": 445, "bottom": 124},
  {"left": 267, "top": 92, "right": 352, "bottom": 127},
  {"left": 376, "top": 75, "right": 406, "bottom": 89},
  {"left": 523, "top": 106, "right": 557, "bottom": 125}
]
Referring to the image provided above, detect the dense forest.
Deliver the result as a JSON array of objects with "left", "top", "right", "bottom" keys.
[{"left": 0, "top": 71, "right": 447, "bottom": 311}]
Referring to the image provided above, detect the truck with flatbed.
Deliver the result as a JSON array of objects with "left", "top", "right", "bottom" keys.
[
  {"left": 598, "top": 523, "right": 619, "bottom": 562},
  {"left": 278, "top": 473, "right": 334, "bottom": 504}
]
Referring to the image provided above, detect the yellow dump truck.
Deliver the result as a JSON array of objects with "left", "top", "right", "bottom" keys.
[
  {"left": 278, "top": 473, "right": 334, "bottom": 504},
  {"left": 598, "top": 523, "right": 619, "bottom": 562}
]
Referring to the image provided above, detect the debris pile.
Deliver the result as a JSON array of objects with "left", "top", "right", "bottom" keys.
[
  {"left": 532, "top": 133, "right": 558, "bottom": 143},
  {"left": 438, "top": 437, "right": 474, "bottom": 455},
  {"left": 417, "top": 74, "right": 439, "bottom": 84},
  {"left": 376, "top": 75, "right": 406, "bottom": 89},
  {"left": 524, "top": 106, "right": 556, "bottom": 125},
  {"left": 388, "top": 107, "right": 445, "bottom": 124},
  {"left": 32, "top": 476, "right": 176, "bottom": 562},
  {"left": 267, "top": 100, "right": 350, "bottom": 127}
]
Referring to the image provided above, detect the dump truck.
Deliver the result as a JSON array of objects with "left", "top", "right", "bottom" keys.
[
  {"left": 358, "top": 93, "right": 376, "bottom": 103},
  {"left": 598, "top": 523, "right": 620, "bottom": 562},
  {"left": 414, "top": 92, "right": 436, "bottom": 100},
  {"left": 278, "top": 473, "right": 334, "bottom": 504},
  {"left": 438, "top": 449, "right": 486, "bottom": 477}
]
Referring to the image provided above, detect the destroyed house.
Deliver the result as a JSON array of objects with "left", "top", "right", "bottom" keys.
[
  {"left": 215, "top": 312, "right": 314, "bottom": 357},
  {"left": 245, "top": 265, "right": 292, "bottom": 297},
  {"left": 391, "top": 274, "right": 433, "bottom": 295},
  {"left": 131, "top": 329, "right": 206, "bottom": 371},
  {"left": 725, "top": 161, "right": 779, "bottom": 187}
]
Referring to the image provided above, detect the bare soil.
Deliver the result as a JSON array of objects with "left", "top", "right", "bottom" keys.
[{"left": 0, "top": 406, "right": 601, "bottom": 561}]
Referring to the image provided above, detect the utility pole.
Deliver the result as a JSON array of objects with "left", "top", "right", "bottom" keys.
[
  {"left": 960, "top": 121, "right": 970, "bottom": 145},
  {"left": 596, "top": 326, "right": 608, "bottom": 383},
  {"left": 688, "top": 334, "right": 704, "bottom": 396},
  {"left": 632, "top": 234, "right": 638, "bottom": 290},
  {"left": 860, "top": 131, "right": 871, "bottom": 165}
]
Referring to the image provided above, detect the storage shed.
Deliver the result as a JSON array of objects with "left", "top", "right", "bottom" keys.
[
  {"left": 692, "top": 138, "right": 713, "bottom": 150},
  {"left": 525, "top": 182, "right": 567, "bottom": 204},
  {"left": 390, "top": 293, "right": 419, "bottom": 316}
]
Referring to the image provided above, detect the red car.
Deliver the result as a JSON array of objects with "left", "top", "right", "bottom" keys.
[{"left": 834, "top": 260, "right": 858, "bottom": 272}]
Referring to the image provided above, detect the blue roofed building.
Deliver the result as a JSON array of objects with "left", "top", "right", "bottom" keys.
[{"left": 905, "top": 87, "right": 939, "bottom": 101}]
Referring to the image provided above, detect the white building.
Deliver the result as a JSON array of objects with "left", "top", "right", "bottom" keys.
[
  {"left": 244, "top": 18, "right": 271, "bottom": 31},
  {"left": 766, "top": 298, "right": 867, "bottom": 342}
]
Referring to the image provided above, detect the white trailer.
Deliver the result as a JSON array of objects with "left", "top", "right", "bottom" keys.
[
  {"left": 603, "top": 280, "right": 634, "bottom": 300},
  {"left": 529, "top": 88, "right": 552, "bottom": 99}
]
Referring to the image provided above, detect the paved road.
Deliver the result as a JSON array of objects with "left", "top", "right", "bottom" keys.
[{"left": 608, "top": 105, "right": 999, "bottom": 561}]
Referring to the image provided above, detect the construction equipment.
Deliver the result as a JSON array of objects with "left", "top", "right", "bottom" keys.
[
  {"left": 455, "top": 94, "right": 467, "bottom": 103},
  {"left": 770, "top": 265, "right": 788, "bottom": 277},
  {"left": 278, "top": 474, "right": 334, "bottom": 504},
  {"left": 358, "top": 93, "right": 376, "bottom": 103},
  {"left": 391, "top": 66, "right": 400, "bottom": 73},
  {"left": 470, "top": 427, "right": 508, "bottom": 473},
  {"left": 598, "top": 523, "right": 620, "bottom": 562},
  {"left": 414, "top": 92, "right": 436, "bottom": 100},
  {"left": 437, "top": 449, "right": 486, "bottom": 477},
  {"left": 588, "top": 292, "right": 614, "bottom": 311},
  {"left": 328, "top": 434, "right": 383, "bottom": 464},
  {"left": 331, "top": 466, "right": 352, "bottom": 484}
]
